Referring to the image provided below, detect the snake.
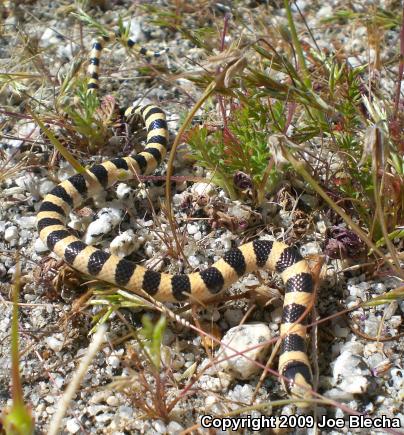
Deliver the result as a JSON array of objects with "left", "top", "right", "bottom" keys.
[{"left": 36, "top": 30, "right": 314, "bottom": 406}]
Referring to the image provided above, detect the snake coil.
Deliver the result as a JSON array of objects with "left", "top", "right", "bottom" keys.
[{"left": 37, "top": 30, "right": 314, "bottom": 406}]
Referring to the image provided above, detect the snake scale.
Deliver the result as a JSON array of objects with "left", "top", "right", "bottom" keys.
[{"left": 37, "top": 30, "right": 314, "bottom": 406}]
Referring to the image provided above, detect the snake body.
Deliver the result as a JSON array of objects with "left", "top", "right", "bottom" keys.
[{"left": 37, "top": 32, "right": 314, "bottom": 405}]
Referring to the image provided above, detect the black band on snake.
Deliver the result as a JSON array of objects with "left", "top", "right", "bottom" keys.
[{"left": 37, "top": 31, "right": 314, "bottom": 406}]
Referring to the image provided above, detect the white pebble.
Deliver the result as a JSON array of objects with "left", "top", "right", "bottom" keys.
[
  {"left": 188, "top": 255, "right": 200, "bottom": 268},
  {"left": 54, "top": 375, "right": 64, "bottom": 389},
  {"left": 166, "top": 421, "right": 184, "bottom": 434},
  {"left": 3, "top": 187, "right": 26, "bottom": 198},
  {"left": 116, "top": 183, "right": 133, "bottom": 200},
  {"left": 300, "top": 242, "right": 322, "bottom": 256},
  {"left": 39, "top": 180, "right": 55, "bottom": 197},
  {"left": 107, "top": 355, "right": 120, "bottom": 368},
  {"left": 24, "top": 294, "right": 37, "bottom": 302},
  {"left": 270, "top": 307, "right": 283, "bottom": 324},
  {"left": 228, "top": 384, "right": 254, "bottom": 404},
  {"left": 152, "top": 419, "right": 166, "bottom": 434},
  {"left": 323, "top": 388, "right": 354, "bottom": 401},
  {"left": 118, "top": 405, "right": 133, "bottom": 419},
  {"left": 220, "top": 233, "right": 235, "bottom": 251},
  {"left": 45, "top": 335, "right": 64, "bottom": 352},
  {"left": 34, "top": 237, "right": 49, "bottom": 253},
  {"left": 187, "top": 224, "right": 199, "bottom": 235},
  {"left": 390, "top": 315, "right": 402, "bottom": 328},
  {"left": 84, "top": 208, "right": 122, "bottom": 244},
  {"left": 371, "top": 282, "right": 386, "bottom": 293},
  {"left": 4, "top": 226, "right": 18, "bottom": 242},
  {"left": 84, "top": 219, "right": 110, "bottom": 244},
  {"left": 332, "top": 351, "right": 366, "bottom": 382},
  {"left": 316, "top": 220, "right": 328, "bottom": 234},
  {"left": 228, "top": 202, "right": 250, "bottom": 220},
  {"left": 106, "top": 395, "right": 119, "bottom": 406},
  {"left": 89, "top": 390, "right": 110, "bottom": 404},
  {"left": 218, "top": 323, "right": 271, "bottom": 379},
  {"left": 339, "top": 376, "right": 368, "bottom": 394},
  {"left": 44, "top": 395, "right": 54, "bottom": 404},
  {"left": 66, "top": 419, "right": 80, "bottom": 434},
  {"left": 191, "top": 182, "right": 215, "bottom": 196},
  {"left": 18, "top": 216, "right": 37, "bottom": 229},
  {"left": 316, "top": 5, "right": 332, "bottom": 19},
  {"left": 95, "top": 413, "right": 113, "bottom": 423},
  {"left": 193, "top": 231, "right": 202, "bottom": 241},
  {"left": 110, "top": 230, "right": 139, "bottom": 257},
  {"left": 15, "top": 173, "right": 40, "bottom": 198}
]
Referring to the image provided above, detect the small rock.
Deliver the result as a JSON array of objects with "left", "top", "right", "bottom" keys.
[
  {"left": 300, "top": 242, "right": 322, "bottom": 256},
  {"left": 316, "top": 4, "right": 333, "bottom": 19},
  {"left": 220, "top": 232, "right": 236, "bottom": 250},
  {"left": 84, "top": 208, "right": 122, "bottom": 244},
  {"left": 390, "top": 315, "right": 402, "bottom": 328},
  {"left": 118, "top": 405, "right": 133, "bottom": 419},
  {"left": 338, "top": 375, "right": 368, "bottom": 394},
  {"left": 54, "top": 375, "right": 64, "bottom": 389},
  {"left": 187, "top": 224, "right": 199, "bottom": 235},
  {"left": 39, "top": 180, "right": 55, "bottom": 197},
  {"left": 34, "top": 237, "right": 49, "bottom": 253},
  {"left": 44, "top": 395, "right": 54, "bottom": 404},
  {"left": 45, "top": 335, "right": 64, "bottom": 352},
  {"left": 364, "top": 313, "right": 379, "bottom": 336},
  {"left": 323, "top": 388, "right": 355, "bottom": 401},
  {"left": 166, "top": 421, "right": 184, "bottom": 434},
  {"left": 270, "top": 307, "right": 283, "bottom": 324},
  {"left": 4, "top": 226, "right": 18, "bottom": 242},
  {"left": 107, "top": 355, "right": 121, "bottom": 368},
  {"left": 224, "top": 309, "right": 244, "bottom": 326},
  {"left": 45, "top": 406, "right": 55, "bottom": 414},
  {"left": 347, "top": 282, "right": 368, "bottom": 299},
  {"left": 218, "top": 323, "right": 271, "bottom": 379},
  {"left": 152, "top": 419, "right": 166, "bottom": 434},
  {"left": 95, "top": 413, "right": 113, "bottom": 423},
  {"left": 316, "top": 220, "right": 328, "bottom": 235},
  {"left": 66, "top": 418, "right": 80, "bottom": 434},
  {"left": 277, "top": 209, "right": 293, "bottom": 228},
  {"left": 228, "top": 202, "right": 251, "bottom": 220},
  {"left": 110, "top": 230, "right": 139, "bottom": 257},
  {"left": 190, "top": 182, "right": 215, "bottom": 196},
  {"left": 332, "top": 351, "right": 364, "bottom": 380},
  {"left": 370, "top": 282, "right": 386, "bottom": 294},
  {"left": 228, "top": 383, "right": 254, "bottom": 403},
  {"left": 24, "top": 294, "right": 37, "bottom": 302},
  {"left": 332, "top": 319, "right": 349, "bottom": 338},
  {"left": 116, "top": 183, "right": 133, "bottom": 200},
  {"left": 106, "top": 395, "right": 119, "bottom": 406},
  {"left": 198, "top": 373, "right": 232, "bottom": 392},
  {"left": 18, "top": 216, "right": 37, "bottom": 229},
  {"left": 187, "top": 255, "right": 200, "bottom": 268}
]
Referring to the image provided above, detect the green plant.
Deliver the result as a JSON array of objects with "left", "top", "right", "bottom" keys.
[
  {"left": 186, "top": 102, "right": 283, "bottom": 205},
  {"left": 63, "top": 83, "right": 118, "bottom": 151},
  {"left": 1, "top": 260, "right": 35, "bottom": 435},
  {"left": 175, "top": 1, "right": 404, "bottom": 281},
  {"left": 139, "top": 315, "right": 166, "bottom": 371}
]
